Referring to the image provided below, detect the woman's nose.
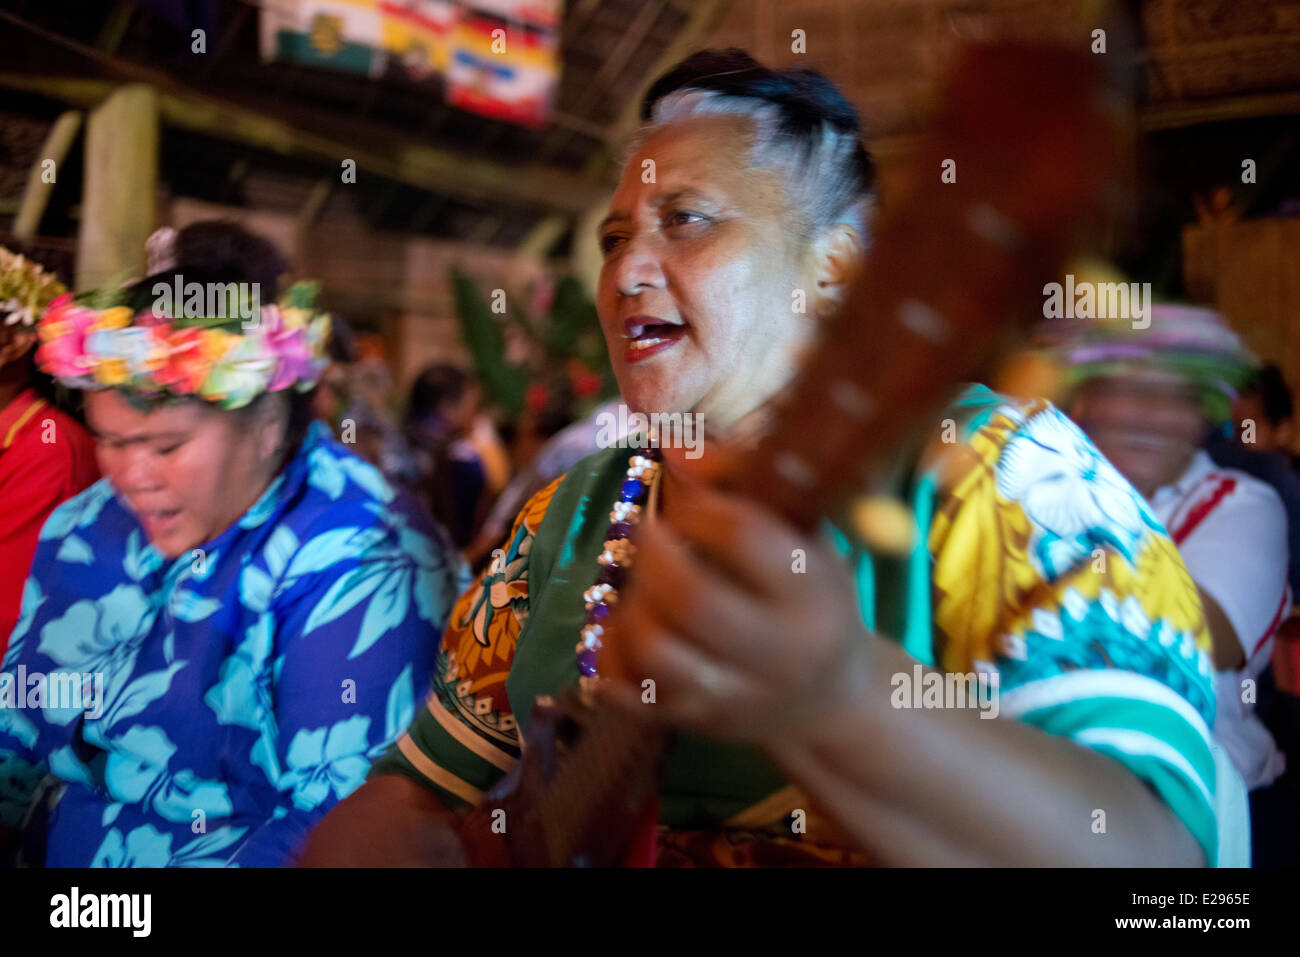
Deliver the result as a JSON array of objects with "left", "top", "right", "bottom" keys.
[
  {"left": 614, "top": 236, "right": 668, "bottom": 297},
  {"left": 115, "top": 448, "right": 163, "bottom": 494}
]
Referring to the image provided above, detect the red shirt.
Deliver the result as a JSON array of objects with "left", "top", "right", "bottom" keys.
[{"left": 0, "top": 388, "right": 100, "bottom": 656}]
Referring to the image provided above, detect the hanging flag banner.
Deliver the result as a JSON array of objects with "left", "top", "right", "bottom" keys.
[
  {"left": 259, "top": 0, "right": 386, "bottom": 77},
  {"left": 259, "top": 0, "right": 561, "bottom": 127},
  {"left": 445, "top": 14, "right": 559, "bottom": 128},
  {"left": 377, "top": 0, "right": 458, "bottom": 78},
  {"left": 466, "top": 0, "right": 561, "bottom": 30}
]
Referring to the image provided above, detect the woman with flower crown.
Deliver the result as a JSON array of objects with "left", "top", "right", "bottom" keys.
[
  {"left": 0, "top": 247, "right": 100, "bottom": 652},
  {"left": 0, "top": 222, "right": 466, "bottom": 867}
]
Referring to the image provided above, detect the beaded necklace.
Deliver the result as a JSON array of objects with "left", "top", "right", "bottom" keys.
[{"left": 578, "top": 440, "right": 662, "bottom": 690}]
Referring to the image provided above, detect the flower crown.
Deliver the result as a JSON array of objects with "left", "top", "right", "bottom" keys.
[
  {"left": 0, "top": 246, "right": 68, "bottom": 327},
  {"left": 36, "top": 280, "right": 332, "bottom": 411}
]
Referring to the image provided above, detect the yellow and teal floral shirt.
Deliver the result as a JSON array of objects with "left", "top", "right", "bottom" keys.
[{"left": 373, "top": 389, "right": 1219, "bottom": 865}]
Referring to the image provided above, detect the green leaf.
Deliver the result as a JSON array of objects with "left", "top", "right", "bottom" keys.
[{"left": 450, "top": 268, "right": 526, "bottom": 417}]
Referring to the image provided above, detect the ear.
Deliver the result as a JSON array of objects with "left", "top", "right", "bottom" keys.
[
  {"left": 809, "top": 224, "right": 864, "bottom": 319},
  {"left": 254, "top": 395, "right": 291, "bottom": 463}
]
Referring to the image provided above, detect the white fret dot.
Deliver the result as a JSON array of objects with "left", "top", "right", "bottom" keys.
[
  {"left": 829, "top": 380, "right": 877, "bottom": 419},
  {"left": 899, "top": 298, "right": 951, "bottom": 344},
  {"left": 774, "top": 451, "right": 818, "bottom": 489},
  {"left": 967, "top": 202, "right": 1022, "bottom": 249}
]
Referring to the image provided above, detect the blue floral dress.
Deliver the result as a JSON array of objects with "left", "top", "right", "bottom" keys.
[{"left": 0, "top": 421, "right": 467, "bottom": 866}]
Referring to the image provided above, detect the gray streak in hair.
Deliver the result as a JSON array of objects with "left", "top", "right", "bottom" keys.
[{"left": 630, "top": 88, "right": 874, "bottom": 246}]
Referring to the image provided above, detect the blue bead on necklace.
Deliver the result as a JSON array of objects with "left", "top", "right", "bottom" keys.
[{"left": 578, "top": 441, "right": 662, "bottom": 689}]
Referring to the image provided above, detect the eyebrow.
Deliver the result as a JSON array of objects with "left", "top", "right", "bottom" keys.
[
  {"left": 87, "top": 426, "right": 187, "bottom": 445},
  {"left": 598, "top": 211, "right": 631, "bottom": 233},
  {"left": 597, "top": 189, "right": 717, "bottom": 235}
]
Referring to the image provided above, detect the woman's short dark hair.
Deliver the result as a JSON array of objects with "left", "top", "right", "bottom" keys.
[
  {"left": 174, "top": 220, "right": 287, "bottom": 300},
  {"left": 1243, "top": 364, "right": 1294, "bottom": 425},
  {"left": 637, "top": 48, "right": 876, "bottom": 242},
  {"left": 124, "top": 220, "right": 288, "bottom": 315},
  {"left": 407, "top": 364, "right": 473, "bottom": 424}
]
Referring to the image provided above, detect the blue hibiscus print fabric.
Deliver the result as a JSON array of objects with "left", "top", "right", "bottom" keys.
[{"left": 0, "top": 421, "right": 467, "bottom": 866}]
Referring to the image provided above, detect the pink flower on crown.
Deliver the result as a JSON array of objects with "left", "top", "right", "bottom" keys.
[
  {"left": 267, "top": 327, "right": 313, "bottom": 392},
  {"left": 257, "top": 306, "right": 315, "bottom": 392},
  {"left": 35, "top": 294, "right": 100, "bottom": 382}
]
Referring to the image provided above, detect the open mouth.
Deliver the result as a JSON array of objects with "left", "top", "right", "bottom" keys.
[
  {"left": 622, "top": 318, "right": 688, "bottom": 363},
  {"left": 1110, "top": 431, "right": 1174, "bottom": 453},
  {"left": 139, "top": 508, "right": 183, "bottom": 534}
]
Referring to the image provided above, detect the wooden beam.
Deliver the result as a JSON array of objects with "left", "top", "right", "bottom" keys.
[
  {"left": 539, "top": 0, "right": 666, "bottom": 163},
  {"left": 13, "top": 110, "right": 82, "bottom": 241},
  {"left": 517, "top": 214, "right": 569, "bottom": 257},
  {"left": 549, "top": 110, "right": 613, "bottom": 142},
  {"left": 0, "top": 71, "right": 607, "bottom": 216},
  {"left": 299, "top": 178, "right": 334, "bottom": 229},
  {"left": 468, "top": 215, "right": 501, "bottom": 246},
  {"left": 566, "top": 0, "right": 666, "bottom": 121},
  {"left": 78, "top": 83, "right": 158, "bottom": 291},
  {"left": 581, "top": 0, "right": 735, "bottom": 179},
  {"left": 1139, "top": 90, "right": 1300, "bottom": 130},
  {"left": 94, "top": 1, "right": 135, "bottom": 55}
]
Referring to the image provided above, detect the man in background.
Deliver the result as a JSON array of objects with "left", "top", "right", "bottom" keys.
[
  {"left": 1207, "top": 364, "right": 1300, "bottom": 599},
  {"left": 405, "top": 363, "right": 492, "bottom": 549},
  {"left": 1231, "top": 364, "right": 1296, "bottom": 461},
  {"left": 1061, "top": 303, "right": 1294, "bottom": 864}
]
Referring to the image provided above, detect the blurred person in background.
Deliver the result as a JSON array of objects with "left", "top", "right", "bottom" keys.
[
  {"left": 0, "top": 222, "right": 465, "bottom": 867},
  {"left": 1063, "top": 304, "right": 1295, "bottom": 864},
  {"left": 1231, "top": 364, "right": 1297, "bottom": 462},
  {"left": 1206, "top": 362, "right": 1300, "bottom": 865},
  {"left": 469, "top": 401, "right": 511, "bottom": 505},
  {"left": 465, "top": 395, "right": 623, "bottom": 571},
  {"left": 405, "top": 363, "right": 493, "bottom": 549},
  {"left": 1206, "top": 364, "right": 1300, "bottom": 599},
  {"left": 0, "top": 248, "right": 99, "bottom": 653},
  {"left": 312, "top": 314, "right": 418, "bottom": 491}
]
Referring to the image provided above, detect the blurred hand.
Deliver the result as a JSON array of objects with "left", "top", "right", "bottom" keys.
[{"left": 598, "top": 453, "right": 870, "bottom": 741}]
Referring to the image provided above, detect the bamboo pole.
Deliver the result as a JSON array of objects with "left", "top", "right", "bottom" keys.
[
  {"left": 13, "top": 110, "right": 83, "bottom": 241},
  {"left": 78, "top": 83, "right": 159, "bottom": 292}
]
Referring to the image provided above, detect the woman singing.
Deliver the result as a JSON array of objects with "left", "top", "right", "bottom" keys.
[
  {"left": 304, "top": 51, "right": 1224, "bottom": 867},
  {"left": 0, "top": 222, "right": 466, "bottom": 866}
]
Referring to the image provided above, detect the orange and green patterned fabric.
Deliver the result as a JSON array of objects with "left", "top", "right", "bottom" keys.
[{"left": 371, "top": 385, "right": 1219, "bottom": 865}]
